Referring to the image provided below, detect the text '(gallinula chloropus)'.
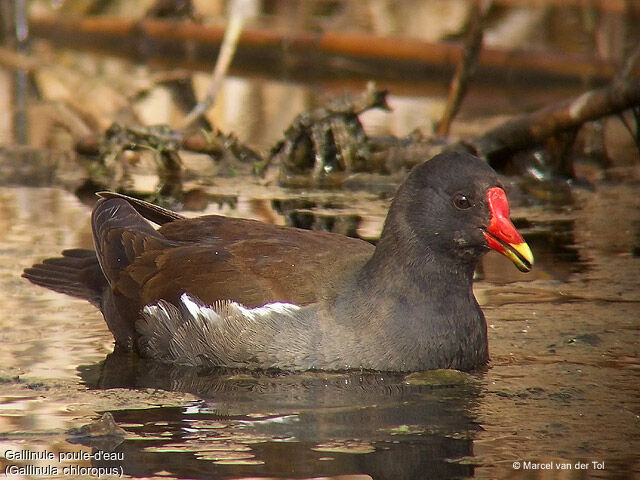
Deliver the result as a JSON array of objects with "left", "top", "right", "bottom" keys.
[{"left": 23, "top": 152, "right": 533, "bottom": 371}]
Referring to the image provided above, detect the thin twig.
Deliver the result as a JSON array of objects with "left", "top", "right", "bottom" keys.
[
  {"left": 437, "top": 0, "right": 493, "bottom": 137},
  {"left": 616, "top": 43, "right": 640, "bottom": 81},
  {"left": 179, "top": 0, "right": 252, "bottom": 132}
]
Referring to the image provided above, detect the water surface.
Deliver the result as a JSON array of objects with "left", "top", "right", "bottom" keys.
[{"left": 1, "top": 179, "right": 639, "bottom": 479}]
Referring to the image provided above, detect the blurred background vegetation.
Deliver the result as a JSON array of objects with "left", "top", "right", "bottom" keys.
[{"left": 1, "top": 0, "right": 639, "bottom": 203}]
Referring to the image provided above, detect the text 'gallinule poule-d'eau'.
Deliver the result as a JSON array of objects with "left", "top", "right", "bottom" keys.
[{"left": 23, "top": 151, "right": 533, "bottom": 372}]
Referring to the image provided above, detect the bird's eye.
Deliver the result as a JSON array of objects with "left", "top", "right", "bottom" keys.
[{"left": 453, "top": 193, "right": 472, "bottom": 210}]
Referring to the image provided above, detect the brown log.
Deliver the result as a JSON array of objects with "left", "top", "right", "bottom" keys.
[
  {"left": 490, "top": 0, "right": 636, "bottom": 13},
  {"left": 312, "top": 0, "right": 634, "bottom": 11},
  {"left": 469, "top": 77, "right": 640, "bottom": 164},
  {"left": 29, "top": 15, "right": 637, "bottom": 83}
]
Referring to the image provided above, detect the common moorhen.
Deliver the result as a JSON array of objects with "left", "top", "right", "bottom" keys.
[{"left": 23, "top": 152, "right": 533, "bottom": 371}]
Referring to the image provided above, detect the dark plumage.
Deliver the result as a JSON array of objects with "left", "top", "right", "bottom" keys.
[{"left": 23, "top": 151, "right": 533, "bottom": 371}]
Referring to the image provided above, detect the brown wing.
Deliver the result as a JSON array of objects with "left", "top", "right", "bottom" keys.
[
  {"left": 139, "top": 235, "right": 374, "bottom": 308},
  {"left": 143, "top": 216, "right": 375, "bottom": 307},
  {"left": 91, "top": 197, "right": 172, "bottom": 297},
  {"left": 96, "top": 191, "right": 185, "bottom": 225},
  {"left": 91, "top": 196, "right": 374, "bottom": 346},
  {"left": 90, "top": 197, "right": 179, "bottom": 347}
]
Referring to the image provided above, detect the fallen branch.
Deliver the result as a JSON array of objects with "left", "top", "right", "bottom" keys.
[
  {"left": 468, "top": 76, "right": 640, "bottom": 166},
  {"left": 75, "top": 128, "right": 260, "bottom": 163},
  {"left": 490, "top": 0, "right": 636, "bottom": 13}
]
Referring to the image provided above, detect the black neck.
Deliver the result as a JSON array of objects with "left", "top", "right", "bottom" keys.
[
  {"left": 329, "top": 223, "right": 486, "bottom": 371},
  {"left": 361, "top": 212, "right": 478, "bottom": 296}
]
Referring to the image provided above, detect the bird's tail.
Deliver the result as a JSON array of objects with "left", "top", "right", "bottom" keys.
[{"left": 22, "top": 248, "right": 107, "bottom": 307}]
